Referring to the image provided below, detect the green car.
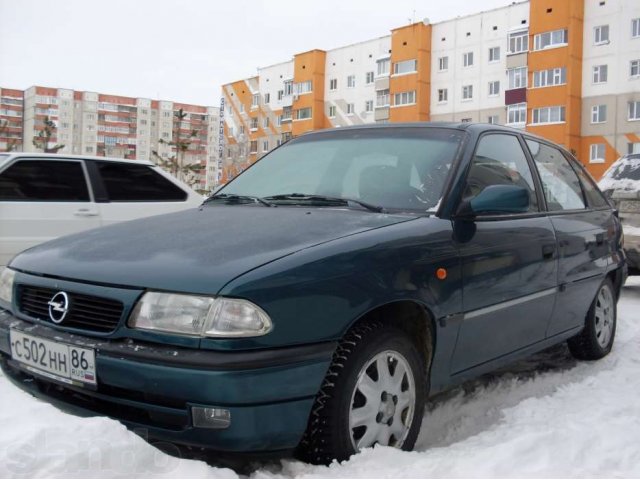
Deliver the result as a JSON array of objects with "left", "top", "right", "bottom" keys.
[{"left": 0, "top": 123, "right": 626, "bottom": 464}]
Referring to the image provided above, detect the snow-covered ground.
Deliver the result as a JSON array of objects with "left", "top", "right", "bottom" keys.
[{"left": 1, "top": 278, "right": 640, "bottom": 478}]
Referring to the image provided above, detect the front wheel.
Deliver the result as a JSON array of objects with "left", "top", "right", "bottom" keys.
[
  {"left": 296, "top": 322, "right": 428, "bottom": 465},
  {"left": 568, "top": 278, "right": 617, "bottom": 360}
]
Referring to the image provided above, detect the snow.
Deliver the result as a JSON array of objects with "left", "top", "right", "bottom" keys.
[
  {"left": 623, "top": 225, "right": 640, "bottom": 237},
  {"left": 1, "top": 278, "right": 640, "bottom": 478},
  {"left": 599, "top": 156, "right": 640, "bottom": 193}
]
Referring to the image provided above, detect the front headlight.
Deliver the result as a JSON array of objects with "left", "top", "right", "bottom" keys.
[
  {"left": 0, "top": 268, "right": 16, "bottom": 306},
  {"left": 128, "top": 292, "right": 272, "bottom": 337}
]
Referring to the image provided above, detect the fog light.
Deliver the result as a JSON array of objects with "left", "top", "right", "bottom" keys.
[{"left": 192, "top": 406, "right": 231, "bottom": 429}]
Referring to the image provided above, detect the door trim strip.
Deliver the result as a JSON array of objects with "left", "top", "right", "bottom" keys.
[{"left": 464, "top": 287, "right": 557, "bottom": 321}]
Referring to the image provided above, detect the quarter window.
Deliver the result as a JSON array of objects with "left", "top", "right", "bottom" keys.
[
  {"left": 95, "top": 162, "right": 187, "bottom": 202},
  {"left": 464, "top": 134, "right": 539, "bottom": 213},
  {"left": 526, "top": 140, "right": 585, "bottom": 211},
  {"left": 0, "top": 160, "right": 89, "bottom": 201}
]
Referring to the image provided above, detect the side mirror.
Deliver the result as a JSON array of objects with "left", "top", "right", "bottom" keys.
[{"left": 457, "top": 185, "right": 530, "bottom": 217}]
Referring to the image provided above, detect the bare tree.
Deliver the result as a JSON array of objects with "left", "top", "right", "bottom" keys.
[
  {"left": 0, "top": 119, "right": 19, "bottom": 152},
  {"left": 32, "top": 116, "right": 64, "bottom": 153}
]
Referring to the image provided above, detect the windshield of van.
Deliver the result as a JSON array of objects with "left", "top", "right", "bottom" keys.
[{"left": 215, "top": 128, "right": 464, "bottom": 212}]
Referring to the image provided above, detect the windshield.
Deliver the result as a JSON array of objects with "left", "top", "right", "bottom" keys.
[
  {"left": 218, "top": 128, "right": 464, "bottom": 212},
  {"left": 599, "top": 155, "right": 640, "bottom": 192}
]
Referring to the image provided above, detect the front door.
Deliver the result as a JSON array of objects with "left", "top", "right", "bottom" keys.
[
  {"left": 0, "top": 158, "right": 101, "bottom": 267},
  {"left": 451, "top": 133, "right": 558, "bottom": 373}
]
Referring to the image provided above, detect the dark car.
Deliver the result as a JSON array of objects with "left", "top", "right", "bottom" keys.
[{"left": 0, "top": 123, "right": 626, "bottom": 465}]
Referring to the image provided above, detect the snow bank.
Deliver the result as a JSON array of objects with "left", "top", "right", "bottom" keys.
[{"left": 1, "top": 278, "right": 640, "bottom": 478}]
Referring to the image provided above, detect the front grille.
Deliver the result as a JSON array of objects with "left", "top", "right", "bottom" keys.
[{"left": 18, "top": 285, "right": 124, "bottom": 333}]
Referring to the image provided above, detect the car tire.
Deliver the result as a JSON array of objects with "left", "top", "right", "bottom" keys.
[
  {"left": 296, "top": 321, "right": 428, "bottom": 465},
  {"left": 568, "top": 278, "right": 617, "bottom": 360}
]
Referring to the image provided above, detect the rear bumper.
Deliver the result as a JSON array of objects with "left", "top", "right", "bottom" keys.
[{"left": 0, "top": 310, "right": 334, "bottom": 452}]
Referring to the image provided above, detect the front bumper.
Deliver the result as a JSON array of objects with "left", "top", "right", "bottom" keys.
[{"left": 0, "top": 309, "right": 334, "bottom": 452}]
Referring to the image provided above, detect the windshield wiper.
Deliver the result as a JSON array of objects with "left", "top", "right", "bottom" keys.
[
  {"left": 264, "top": 193, "right": 385, "bottom": 213},
  {"left": 202, "top": 193, "right": 275, "bottom": 207}
]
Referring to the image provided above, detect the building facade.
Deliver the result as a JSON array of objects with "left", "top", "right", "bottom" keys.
[
  {"left": 0, "top": 88, "right": 24, "bottom": 152},
  {"left": 1, "top": 86, "right": 220, "bottom": 191},
  {"left": 221, "top": 0, "right": 640, "bottom": 181}
]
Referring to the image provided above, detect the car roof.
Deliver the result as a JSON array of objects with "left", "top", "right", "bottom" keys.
[{"left": 2, "top": 152, "right": 155, "bottom": 166}]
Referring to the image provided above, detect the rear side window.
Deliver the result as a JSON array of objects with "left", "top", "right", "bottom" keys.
[
  {"left": 526, "top": 140, "right": 586, "bottom": 211},
  {"left": 569, "top": 157, "right": 609, "bottom": 208},
  {"left": 0, "top": 160, "right": 89, "bottom": 202},
  {"left": 95, "top": 162, "right": 187, "bottom": 202}
]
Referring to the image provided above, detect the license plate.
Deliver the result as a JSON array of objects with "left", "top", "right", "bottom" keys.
[{"left": 9, "top": 330, "right": 96, "bottom": 386}]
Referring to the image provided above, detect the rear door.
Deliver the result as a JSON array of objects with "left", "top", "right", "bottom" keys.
[
  {"left": 451, "top": 133, "right": 558, "bottom": 373},
  {"left": 524, "top": 139, "right": 611, "bottom": 336},
  {"left": 0, "top": 158, "right": 100, "bottom": 266},
  {"left": 86, "top": 161, "right": 199, "bottom": 225}
]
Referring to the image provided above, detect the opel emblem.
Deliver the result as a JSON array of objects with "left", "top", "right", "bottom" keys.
[{"left": 47, "top": 291, "right": 70, "bottom": 324}]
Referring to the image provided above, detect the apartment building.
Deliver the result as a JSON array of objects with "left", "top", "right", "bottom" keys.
[
  {"left": 0, "top": 88, "right": 24, "bottom": 152},
  {"left": 2, "top": 86, "right": 220, "bottom": 191},
  {"left": 221, "top": 0, "right": 640, "bottom": 181}
]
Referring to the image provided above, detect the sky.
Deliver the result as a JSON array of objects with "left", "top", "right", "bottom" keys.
[{"left": 0, "top": 0, "right": 517, "bottom": 107}]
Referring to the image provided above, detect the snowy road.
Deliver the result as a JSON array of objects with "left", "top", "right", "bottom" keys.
[{"left": 1, "top": 278, "right": 639, "bottom": 478}]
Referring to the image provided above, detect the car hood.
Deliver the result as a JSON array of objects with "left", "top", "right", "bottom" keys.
[{"left": 11, "top": 205, "right": 417, "bottom": 294}]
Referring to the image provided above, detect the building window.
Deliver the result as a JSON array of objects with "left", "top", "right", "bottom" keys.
[
  {"left": 394, "top": 91, "right": 416, "bottom": 106},
  {"left": 276, "top": 115, "right": 283, "bottom": 126},
  {"left": 284, "top": 80, "right": 293, "bottom": 96},
  {"left": 277, "top": 90, "right": 284, "bottom": 101},
  {"left": 251, "top": 94, "right": 259, "bottom": 107},
  {"left": 263, "top": 117, "right": 270, "bottom": 128},
  {"left": 376, "top": 89, "right": 390, "bottom": 107},
  {"left": 508, "top": 30, "right": 528, "bottom": 54},
  {"left": 631, "top": 60, "right": 640, "bottom": 77},
  {"left": 376, "top": 58, "right": 390, "bottom": 76},
  {"left": 346, "top": 103, "right": 355, "bottom": 115},
  {"left": 533, "top": 67, "right": 566, "bottom": 87},
  {"left": 488, "top": 81, "right": 500, "bottom": 96},
  {"left": 629, "top": 101, "right": 640, "bottom": 120},
  {"left": 347, "top": 75, "right": 356, "bottom": 88},
  {"left": 594, "top": 25, "right": 609, "bottom": 45},
  {"left": 591, "top": 105, "right": 607, "bottom": 123},
  {"left": 250, "top": 117, "right": 258, "bottom": 130},
  {"left": 633, "top": 18, "right": 640, "bottom": 38},
  {"left": 328, "top": 105, "right": 336, "bottom": 118},
  {"left": 488, "top": 46, "right": 500, "bottom": 62},
  {"left": 85, "top": 146, "right": 94, "bottom": 153},
  {"left": 239, "top": 104, "right": 244, "bottom": 113},
  {"left": 262, "top": 140, "right": 269, "bottom": 152},
  {"left": 365, "top": 100, "right": 374, "bottom": 112},
  {"left": 507, "top": 103, "right": 527, "bottom": 126},
  {"left": 437, "top": 88, "right": 448, "bottom": 103},
  {"left": 295, "top": 107, "right": 312, "bottom": 120},
  {"left": 487, "top": 115, "right": 499, "bottom": 124},
  {"left": 590, "top": 144, "right": 605, "bottom": 164},
  {"left": 264, "top": 93, "right": 270, "bottom": 104},
  {"left": 532, "top": 106, "right": 566, "bottom": 124},
  {"left": 365, "top": 71, "right": 375, "bottom": 84},
  {"left": 593, "top": 65, "right": 608, "bottom": 83},
  {"left": 629, "top": 142, "right": 640, "bottom": 154},
  {"left": 534, "top": 29, "right": 568, "bottom": 50},
  {"left": 508, "top": 67, "right": 528, "bottom": 89},
  {"left": 329, "top": 78, "right": 338, "bottom": 90},
  {"left": 462, "top": 85, "right": 473, "bottom": 100},
  {"left": 393, "top": 59, "right": 417, "bottom": 75},
  {"left": 295, "top": 80, "right": 313, "bottom": 94},
  {"left": 239, "top": 125, "right": 245, "bottom": 135},
  {"left": 438, "top": 56, "right": 449, "bottom": 71},
  {"left": 463, "top": 52, "right": 474, "bottom": 67},
  {"left": 250, "top": 141, "right": 258, "bottom": 154}
]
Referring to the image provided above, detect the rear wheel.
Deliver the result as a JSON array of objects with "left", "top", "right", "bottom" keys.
[
  {"left": 568, "top": 278, "right": 616, "bottom": 360},
  {"left": 296, "top": 322, "right": 427, "bottom": 465}
]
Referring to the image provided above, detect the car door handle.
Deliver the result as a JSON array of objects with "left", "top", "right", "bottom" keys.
[
  {"left": 74, "top": 208, "right": 99, "bottom": 217},
  {"left": 542, "top": 243, "right": 556, "bottom": 260}
]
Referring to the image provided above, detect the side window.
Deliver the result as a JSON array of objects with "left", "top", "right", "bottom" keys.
[
  {"left": 464, "top": 133, "right": 539, "bottom": 212},
  {"left": 526, "top": 140, "right": 586, "bottom": 211},
  {"left": 0, "top": 160, "right": 89, "bottom": 202},
  {"left": 95, "top": 162, "right": 187, "bottom": 202},
  {"left": 568, "top": 156, "right": 609, "bottom": 208}
]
